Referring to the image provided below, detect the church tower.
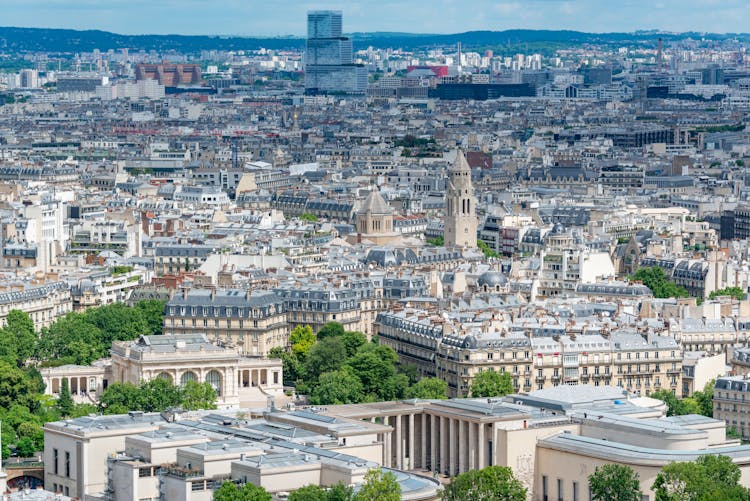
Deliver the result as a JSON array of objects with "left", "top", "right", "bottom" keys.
[{"left": 444, "top": 150, "right": 477, "bottom": 248}]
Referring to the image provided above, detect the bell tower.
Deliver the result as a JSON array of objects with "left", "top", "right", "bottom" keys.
[{"left": 444, "top": 150, "right": 477, "bottom": 248}]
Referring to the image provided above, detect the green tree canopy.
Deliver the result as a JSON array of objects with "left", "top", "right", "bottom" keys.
[
  {"left": 56, "top": 378, "right": 74, "bottom": 417},
  {"left": 650, "top": 389, "right": 708, "bottom": 417},
  {"left": 290, "top": 325, "right": 317, "bottom": 361},
  {"left": 652, "top": 454, "right": 741, "bottom": 501},
  {"left": 213, "top": 481, "right": 272, "bottom": 501},
  {"left": 4, "top": 310, "right": 36, "bottom": 366},
  {"left": 346, "top": 344, "right": 407, "bottom": 401},
  {"left": 180, "top": 381, "right": 218, "bottom": 411},
  {"left": 99, "top": 378, "right": 217, "bottom": 414},
  {"left": 288, "top": 485, "right": 327, "bottom": 501},
  {"left": 709, "top": 287, "right": 746, "bottom": 300},
  {"left": 470, "top": 371, "right": 514, "bottom": 398},
  {"left": 405, "top": 378, "right": 448, "bottom": 400},
  {"left": 630, "top": 266, "right": 689, "bottom": 299},
  {"left": 441, "top": 465, "right": 526, "bottom": 501},
  {"left": 340, "top": 331, "right": 367, "bottom": 357},
  {"left": 269, "top": 346, "right": 300, "bottom": 385},
  {"left": 317, "top": 322, "right": 345, "bottom": 340},
  {"left": 309, "top": 368, "right": 364, "bottom": 405},
  {"left": 588, "top": 464, "right": 642, "bottom": 501},
  {"left": 303, "top": 336, "right": 348, "bottom": 382},
  {"left": 354, "top": 469, "right": 400, "bottom": 501},
  {"left": 287, "top": 483, "right": 355, "bottom": 501}
]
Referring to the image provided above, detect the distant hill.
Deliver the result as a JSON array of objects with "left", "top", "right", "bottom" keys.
[{"left": 0, "top": 26, "right": 746, "bottom": 54}]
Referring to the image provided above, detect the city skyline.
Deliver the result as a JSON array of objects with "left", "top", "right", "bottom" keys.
[{"left": 1, "top": 0, "right": 749, "bottom": 37}]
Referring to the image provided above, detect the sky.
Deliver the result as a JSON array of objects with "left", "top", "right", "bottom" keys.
[{"left": 1, "top": 0, "right": 748, "bottom": 36}]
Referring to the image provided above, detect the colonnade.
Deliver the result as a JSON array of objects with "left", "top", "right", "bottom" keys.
[{"left": 376, "top": 413, "right": 494, "bottom": 476}]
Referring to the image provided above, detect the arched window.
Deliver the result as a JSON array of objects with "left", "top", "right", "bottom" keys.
[
  {"left": 180, "top": 371, "right": 198, "bottom": 386},
  {"left": 205, "top": 370, "right": 223, "bottom": 397},
  {"left": 156, "top": 372, "right": 173, "bottom": 383}
]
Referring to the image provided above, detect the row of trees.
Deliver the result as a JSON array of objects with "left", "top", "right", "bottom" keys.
[
  {"left": 215, "top": 466, "right": 528, "bottom": 501},
  {"left": 650, "top": 381, "right": 714, "bottom": 418},
  {"left": 0, "top": 301, "right": 165, "bottom": 458},
  {"left": 214, "top": 468, "right": 402, "bottom": 501},
  {"left": 588, "top": 455, "right": 750, "bottom": 500},
  {"left": 270, "top": 323, "right": 449, "bottom": 405}
]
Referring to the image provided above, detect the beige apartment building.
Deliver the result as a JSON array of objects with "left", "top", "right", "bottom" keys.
[
  {"left": 377, "top": 308, "right": 682, "bottom": 397},
  {"left": 0, "top": 280, "right": 72, "bottom": 330},
  {"left": 714, "top": 375, "right": 750, "bottom": 440},
  {"left": 164, "top": 289, "right": 288, "bottom": 356}
]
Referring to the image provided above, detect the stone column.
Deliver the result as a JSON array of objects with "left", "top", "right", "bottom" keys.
[
  {"left": 395, "top": 415, "right": 402, "bottom": 469},
  {"left": 478, "top": 422, "right": 485, "bottom": 468},
  {"left": 421, "top": 413, "right": 427, "bottom": 469},
  {"left": 440, "top": 416, "right": 447, "bottom": 476},
  {"left": 408, "top": 414, "right": 415, "bottom": 470},
  {"left": 458, "top": 419, "right": 466, "bottom": 474},
  {"left": 449, "top": 418, "right": 457, "bottom": 476},
  {"left": 430, "top": 415, "right": 437, "bottom": 473},
  {"left": 383, "top": 416, "right": 391, "bottom": 467},
  {"left": 468, "top": 420, "right": 475, "bottom": 470}
]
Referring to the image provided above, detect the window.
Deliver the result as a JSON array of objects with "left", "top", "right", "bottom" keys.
[
  {"left": 542, "top": 476, "right": 548, "bottom": 501},
  {"left": 573, "top": 481, "right": 579, "bottom": 501},
  {"left": 65, "top": 451, "right": 70, "bottom": 477},
  {"left": 557, "top": 478, "right": 563, "bottom": 501}
]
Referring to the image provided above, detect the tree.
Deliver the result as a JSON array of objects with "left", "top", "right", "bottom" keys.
[
  {"left": 341, "top": 331, "right": 367, "bottom": 358},
  {"left": 317, "top": 322, "right": 345, "bottom": 341},
  {"left": 15, "top": 436, "right": 36, "bottom": 457},
  {"left": 99, "top": 382, "right": 143, "bottom": 414},
  {"left": 698, "top": 484, "right": 750, "bottom": 500},
  {"left": 651, "top": 390, "right": 704, "bottom": 417},
  {"left": 85, "top": 302, "right": 149, "bottom": 345},
  {"left": 588, "top": 464, "right": 642, "bottom": 501},
  {"left": 0, "top": 361, "right": 43, "bottom": 411},
  {"left": 327, "top": 483, "right": 355, "bottom": 501},
  {"left": 181, "top": 381, "right": 218, "bottom": 411},
  {"left": 309, "top": 368, "right": 364, "bottom": 405},
  {"left": 57, "top": 378, "right": 75, "bottom": 417},
  {"left": 441, "top": 465, "right": 526, "bottom": 501},
  {"left": 692, "top": 380, "right": 715, "bottom": 417},
  {"left": 346, "top": 345, "right": 406, "bottom": 401},
  {"left": 289, "top": 485, "right": 327, "bottom": 501},
  {"left": 354, "top": 469, "right": 400, "bottom": 501},
  {"left": 139, "top": 377, "right": 183, "bottom": 411},
  {"left": 4, "top": 310, "right": 36, "bottom": 366},
  {"left": 652, "top": 455, "right": 741, "bottom": 501},
  {"left": 630, "top": 267, "right": 689, "bottom": 299},
  {"left": 36, "top": 312, "right": 104, "bottom": 365},
  {"left": 290, "top": 325, "right": 316, "bottom": 361},
  {"left": 269, "top": 347, "right": 300, "bottom": 385},
  {"left": 300, "top": 213, "right": 319, "bottom": 223},
  {"left": 477, "top": 240, "right": 499, "bottom": 258},
  {"left": 470, "top": 371, "right": 514, "bottom": 398},
  {"left": 303, "top": 336, "right": 348, "bottom": 382},
  {"left": 709, "top": 287, "right": 746, "bottom": 300},
  {"left": 405, "top": 378, "right": 448, "bottom": 400},
  {"left": 134, "top": 299, "right": 166, "bottom": 335},
  {"left": 213, "top": 481, "right": 272, "bottom": 501}
]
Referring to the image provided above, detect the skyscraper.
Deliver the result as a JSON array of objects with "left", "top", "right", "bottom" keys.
[
  {"left": 444, "top": 150, "right": 478, "bottom": 249},
  {"left": 305, "top": 10, "right": 367, "bottom": 95}
]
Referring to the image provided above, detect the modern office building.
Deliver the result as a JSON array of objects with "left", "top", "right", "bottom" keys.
[{"left": 304, "top": 11, "right": 367, "bottom": 95}]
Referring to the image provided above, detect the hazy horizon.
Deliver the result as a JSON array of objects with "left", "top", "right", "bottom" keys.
[{"left": 1, "top": 0, "right": 748, "bottom": 37}]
